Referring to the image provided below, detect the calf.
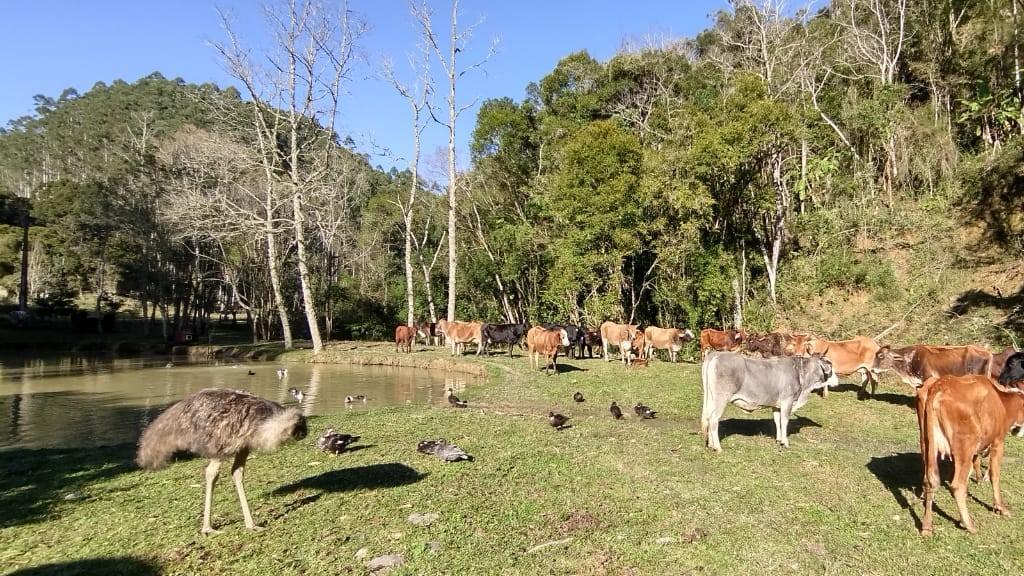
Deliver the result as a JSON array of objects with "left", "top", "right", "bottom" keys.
[
  {"left": 445, "top": 321, "right": 483, "bottom": 356},
  {"left": 700, "top": 352, "right": 837, "bottom": 452},
  {"left": 600, "top": 321, "right": 639, "bottom": 365},
  {"left": 873, "top": 344, "right": 993, "bottom": 387},
  {"left": 394, "top": 325, "right": 415, "bottom": 353},
  {"left": 526, "top": 326, "right": 570, "bottom": 375},
  {"left": 480, "top": 322, "right": 528, "bottom": 357},
  {"left": 583, "top": 330, "right": 602, "bottom": 359},
  {"left": 699, "top": 328, "right": 747, "bottom": 359},
  {"left": 542, "top": 323, "right": 586, "bottom": 359},
  {"left": 630, "top": 330, "right": 647, "bottom": 364},
  {"left": 643, "top": 326, "right": 695, "bottom": 363},
  {"left": 918, "top": 374, "right": 1024, "bottom": 535},
  {"left": 805, "top": 335, "right": 882, "bottom": 398},
  {"left": 743, "top": 332, "right": 788, "bottom": 357},
  {"left": 990, "top": 346, "right": 1019, "bottom": 380},
  {"left": 414, "top": 320, "right": 440, "bottom": 347}
]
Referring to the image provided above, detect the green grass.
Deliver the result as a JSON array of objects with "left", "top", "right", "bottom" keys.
[{"left": 4, "top": 345, "right": 1024, "bottom": 575}]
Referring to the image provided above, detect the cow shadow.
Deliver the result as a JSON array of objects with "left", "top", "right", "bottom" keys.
[
  {"left": 717, "top": 415, "right": 820, "bottom": 440},
  {"left": 4, "top": 556, "right": 161, "bottom": 576},
  {"left": 272, "top": 462, "right": 426, "bottom": 495},
  {"left": 831, "top": 383, "right": 914, "bottom": 407},
  {"left": 866, "top": 453, "right": 958, "bottom": 530},
  {"left": 552, "top": 363, "right": 586, "bottom": 373}
]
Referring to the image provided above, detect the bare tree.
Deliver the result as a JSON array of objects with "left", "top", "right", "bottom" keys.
[
  {"left": 214, "top": 0, "right": 365, "bottom": 353},
  {"left": 383, "top": 15, "right": 432, "bottom": 326},
  {"left": 835, "top": 0, "right": 908, "bottom": 85},
  {"left": 413, "top": 0, "right": 495, "bottom": 322}
]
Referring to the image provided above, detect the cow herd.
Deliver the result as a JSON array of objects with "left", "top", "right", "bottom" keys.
[{"left": 396, "top": 319, "right": 1024, "bottom": 535}]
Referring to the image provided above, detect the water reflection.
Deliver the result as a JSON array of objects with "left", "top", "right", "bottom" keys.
[{"left": 0, "top": 356, "right": 479, "bottom": 450}]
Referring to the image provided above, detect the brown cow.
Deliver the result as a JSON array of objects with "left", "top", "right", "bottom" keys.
[
  {"left": 394, "top": 325, "right": 415, "bottom": 353},
  {"left": 414, "top": 320, "right": 440, "bottom": 347},
  {"left": 526, "top": 326, "right": 570, "bottom": 375},
  {"left": 436, "top": 319, "right": 449, "bottom": 346},
  {"left": 600, "top": 321, "right": 639, "bottom": 365},
  {"left": 874, "top": 344, "right": 994, "bottom": 387},
  {"left": 445, "top": 321, "right": 483, "bottom": 356},
  {"left": 699, "top": 328, "right": 747, "bottom": 359},
  {"left": 744, "top": 332, "right": 809, "bottom": 358},
  {"left": 630, "top": 330, "right": 647, "bottom": 364},
  {"left": 643, "top": 327, "right": 695, "bottom": 363},
  {"left": 806, "top": 335, "right": 882, "bottom": 398},
  {"left": 990, "top": 346, "right": 1019, "bottom": 380},
  {"left": 918, "top": 374, "right": 1024, "bottom": 535}
]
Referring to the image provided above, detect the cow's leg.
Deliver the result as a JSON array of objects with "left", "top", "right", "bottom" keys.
[
  {"left": 602, "top": 338, "right": 610, "bottom": 362},
  {"left": 951, "top": 451, "right": 976, "bottom": 533},
  {"left": 707, "top": 404, "right": 724, "bottom": 452},
  {"left": 989, "top": 440, "right": 1010, "bottom": 517},
  {"left": 921, "top": 455, "right": 939, "bottom": 536},
  {"left": 775, "top": 405, "right": 792, "bottom": 447}
]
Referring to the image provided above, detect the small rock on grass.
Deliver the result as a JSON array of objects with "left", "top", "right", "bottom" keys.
[
  {"left": 408, "top": 512, "right": 439, "bottom": 526},
  {"left": 655, "top": 537, "right": 676, "bottom": 545},
  {"left": 366, "top": 554, "right": 405, "bottom": 573},
  {"left": 354, "top": 547, "right": 369, "bottom": 560},
  {"left": 425, "top": 541, "right": 443, "bottom": 554}
]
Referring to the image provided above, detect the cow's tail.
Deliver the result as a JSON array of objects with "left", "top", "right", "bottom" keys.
[{"left": 700, "top": 353, "right": 716, "bottom": 438}]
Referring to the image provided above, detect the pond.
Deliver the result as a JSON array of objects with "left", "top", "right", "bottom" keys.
[{"left": 0, "top": 355, "right": 479, "bottom": 450}]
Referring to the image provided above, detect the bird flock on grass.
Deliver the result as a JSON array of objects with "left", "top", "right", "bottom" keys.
[{"left": 137, "top": 358, "right": 663, "bottom": 534}]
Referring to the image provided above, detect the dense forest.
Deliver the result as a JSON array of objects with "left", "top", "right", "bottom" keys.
[{"left": 0, "top": 0, "right": 1022, "bottom": 349}]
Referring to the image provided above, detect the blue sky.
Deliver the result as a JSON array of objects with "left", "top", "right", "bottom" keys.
[{"left": 0, "top": 1, "right": 727, "bottom": 173}]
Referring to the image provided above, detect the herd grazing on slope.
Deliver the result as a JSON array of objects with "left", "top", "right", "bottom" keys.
[{"left": 136, "top": 314, "right": 1023, "bottom": 537}]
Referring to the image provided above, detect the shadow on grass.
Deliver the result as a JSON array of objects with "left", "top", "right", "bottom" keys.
[
  {"left": 5, "top": 556, "right": 160, "bottom": 575},
  {"left": 0, "top": 442, "right": 139, "bottom": 528},
  {"left": 272, "top": 462, "right": 426, "bottom": 495},
  {"left": 866, "top": 453, "right": 959, "bottom": 530},
  {"left": 0, "top": 391, "right": 175, "bottom": 528},
  {"left": 717, "top": 415, "right": 820, "bottom": 440},
  {"left": 831, "top": 383, "right": 914, "bottom": 407}
]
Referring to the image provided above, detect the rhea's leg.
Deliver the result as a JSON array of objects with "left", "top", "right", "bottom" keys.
[
  {"left": 230, "top": 450, "right": 262, "bottom": 531},
  {"left": 202, "top": 459, "right": 222, "bottom": 535}
]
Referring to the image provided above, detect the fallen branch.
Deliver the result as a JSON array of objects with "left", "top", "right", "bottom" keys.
[{"left": 525, "top": 537, "right": 573, "bottom": 554}]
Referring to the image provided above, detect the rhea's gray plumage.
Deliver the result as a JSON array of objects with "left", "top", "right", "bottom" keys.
[
  {"left": 136, "top": 388, "right": 307, "bottom": 534},
  {"left": 417, "top": 439, "right": 472, "bottom": 462}
]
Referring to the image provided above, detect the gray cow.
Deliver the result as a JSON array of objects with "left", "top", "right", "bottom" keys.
[{"left": 700, "top": 351, "right": 838, "bottom": 452}]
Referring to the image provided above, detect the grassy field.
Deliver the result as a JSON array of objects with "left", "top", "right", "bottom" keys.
[{"left": 3, "top": 343, "right": 1024, "bottom": 575}]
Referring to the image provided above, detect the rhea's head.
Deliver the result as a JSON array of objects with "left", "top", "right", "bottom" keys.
[{"left": 253, "top": 407, "right": 308, "bottom": 452}]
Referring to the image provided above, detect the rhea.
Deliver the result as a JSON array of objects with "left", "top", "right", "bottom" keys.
[{"left": 136, "top": 388, "right": 308, "bottom": 534}]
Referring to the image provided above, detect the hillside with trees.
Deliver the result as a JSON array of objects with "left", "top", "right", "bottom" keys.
[{"left": 0, "top": 0, "right": 1022, "bottom": 348}]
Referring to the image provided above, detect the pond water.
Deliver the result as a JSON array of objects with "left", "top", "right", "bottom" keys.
[{"left": 0, "top": 356, "right": 479, "bottom": 450}]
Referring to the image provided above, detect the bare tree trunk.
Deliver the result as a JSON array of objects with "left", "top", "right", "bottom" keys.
[
  {"left": 292, "top": 192, "right": 322, "bottom": 352},
  {"left": 265, "top": 211, "right": 293, "bottom": 349},
  {"left": 415, "top": 0, "right": 494, "bottom": 322},
  {"left": 18, "top": 218, "right": 28, "bottom": 312},
  {"left": 445, "top": 2, "right": 459, "bottom": 322}
]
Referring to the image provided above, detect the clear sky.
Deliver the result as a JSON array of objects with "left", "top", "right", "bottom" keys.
[{"left": 0, "top": 1, "right": 727, "bottom": 173}]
